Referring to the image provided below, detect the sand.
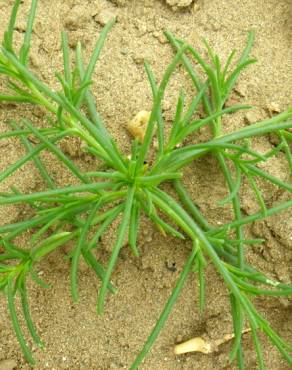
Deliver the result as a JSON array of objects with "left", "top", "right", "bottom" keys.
[{"left": 0, "top": 0, "right": 291, "bottom": 369}]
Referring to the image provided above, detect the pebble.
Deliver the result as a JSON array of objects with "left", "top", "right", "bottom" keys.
[
  {"left": 193, "top": 2, "right": 200, "bottom": 11},
  {"left": 30, "top": 52, "right": 41, "bottom": 68},
  {"left": 15, "top": 21, "right": 27, "bottom": 33},
  {"left": 134, "top": 21, "right": 148, "bottom": 36},
  {"left": 166, "top": 0, "right": 193, "bottom": 9},
  {"left": 59, "top": 136, "right": 83, "bottom": 158},
  {"left": 244, "top": 111, "right": 258, "bottom": 124},
  {"left": 68, "top": 31, "right": 91, "bottom": 49},
  {"left": 0, "top": 360, "right": 17, "bottom": 370},
  {"left": 162, "top": 100, "right": 172, "bottom": 111},
  {"left": 152, "top": 31, "right": 168, "bottom": 44},
  {"left": 266, "top": 102, "right": 281, "bottom": 115},
  {"left": 223, "top": 96, "right": 240, "bottom": 108},
  {"left": 110, "top": 0, "right": 127, "bottom": 5},
  {"left": 279, "top": 297, "right": 291, "bottom": 308},
  {"left": 234, "top": 82, "right": 247, "bottom": 97},
  {"left": 145, "top": 235, "right": 153, "bottom": 243},
  {"left": 64, "top": 6, "right": 91, "bottom": 31},
  {"left": 95, "top": 9, "right": 117, "bottom": 26},
  {"left": 120, "top": 48, "right": 128, "bottom": 56},
  {"left": 153, "top": 139, "right": 159, "bottom": 149},
  {"left": 133, "top": 55, "right": 144, "bottom": 65}
]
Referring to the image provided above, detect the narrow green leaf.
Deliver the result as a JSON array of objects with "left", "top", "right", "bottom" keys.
[
  {"left": 82, "top": 18, "right": 116, "bottom": 93},
  {"left": 0, "top": 182, "right": 111, "bottom": 205},
  {"left": 87, "top": 204, "right": 125, "bottom": 251},
  {"left": 129, "top": 199, "right": 140, "bottom": 257},
  {"left": 71, "top": 201, "right": 101, "bottom": 301},
  {"left": 82, "top": 250, "right": 117, "bottom": 293},
  {"left": 229, "top": 294, "right": 245, "bottom": 363},
  {"left": 250, "top": 323, "right": 265, "bottom": 370},
  {"left": 30, "top": 268, "right": 50, "bottom": 289},
  {"left": 19, "top": 278, "right": 43, "bottom": 346},
  {"left": 30, "top": 232, "right": 73, "bottom": 261},
  {"left": 19, "top": 0, "right": 38, "bottom": 65},
  {"left": 0, "top": 131, "right": 67, "bottom": 183},
  {"left": 7, "top": 277, "right": 35, "bottom": 364},
  {"left": 144, "top": 61, "right": 164, "bottom": 157},
  {"left": 3, "top": 0, "right": 21, "bottom": 51},
  {"left": 136, "top": 43, "right": 189, "bottom": 171},
  {"left": 130, "top": 245, "right": 197, "bottom": 370},
  {"left": 97, "top": 187, "right": 135, "bottom": 314},
  {"left": 21, "top": 119, "right": 88, "bottom": 183},
  {"left": 167, "top": 89, "right": 185, "bottom": 149},
  {"left": 61, "top": 31, "right": 72, "bottom": 86},
  {"left": 8, "top": 120, "right": 55, "bottom": 189}
]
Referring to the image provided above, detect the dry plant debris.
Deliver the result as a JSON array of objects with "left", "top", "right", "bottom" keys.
[
  {"left": 174, "top": 329, "right": 251, "bottom": 355},
  {"left": 126, "top": 111, "right": 151, "bottom": 142}
]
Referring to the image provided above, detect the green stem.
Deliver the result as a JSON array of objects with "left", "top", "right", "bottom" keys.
[{"left": 130, "top": 245, "right": 197, "bottom": 370}]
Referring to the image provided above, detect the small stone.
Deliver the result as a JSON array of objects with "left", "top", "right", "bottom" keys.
[
  {"left": 95, "top": 9, "right": 117, "bottom": 26},
  {"left": 166, "top": 0, "right": 193, "bottom": 9},
  {"left": 110, "top": 363, "right": 118, "bottom": 369},
  {"left": 15, "top": 21, "right": 27, "bottom": 33},
  {"left": 67, "top": 31, "right": 90, "bottom": 49},
  {"left": 244, "top": 112, "right": 258, "bottom": 124},
  {"left": 64, "top": 5, "right": 91, "bottom": 31},
  {"left": 152, "top": 31, "right": 167, "bottom": 44},
  {"left": 120, "top": 48, "right": 128, "bottom": 56},
  {"left": 165, "top": 260, "right": 177, "bottom": 272},
  {"left": 0, "top": 359, "right": 17, "bottom": 370},
  {"left": 157, "top": 33, "right": 168, "bottom": 44},
  {"left": 68, "top": 33, "right": 80, "bottom": 49},
  {"left": 30, "top": 52, "right": 41, "bottom": 68},
  {"left": 224, "top": 94, "right": 241, "bottom": 108},
  {"left": 153, "top": 139, "right": 159, "bottom": 149},
  {"left": 209, "top": 21, "right": 220, "bottom": 32},
  {"left": 59, "top": 136, "right": 84, "bottom": 158},
  {"left": 279, "top": 297, "right": 291, "bottom": 308},
  {"left": 134, "top": 21, "right": 147, "bottom": 36},
  {"left": 133, "top": 55, "right": 144, "bottom": 65},
  {"left": 162, "top": 100, "right": 171, "bottom": 111},
  {"left": 32, "top": 105, "right": 46, "bottom": 118},
  {"left": 145, "top": 235, "right": 152, "bottom": 243},
  {"left": 234, "top": 82, "right": 247, "bottom": 97},
  {"left": 193, "top": 2, "right": 200, "bottom": 11},
  {"left": 266, "top": 102, "right": 281, "bottom": 115},
  {"left": 87, "top": 1, "right": 101, "bottom": 16},
  {"left": 110, "top": 0, "right": 127, "bottom": 6}
]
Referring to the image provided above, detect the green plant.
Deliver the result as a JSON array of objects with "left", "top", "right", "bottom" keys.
[{"left": 0, "top": 0, "right": 291, "bottom": 368}]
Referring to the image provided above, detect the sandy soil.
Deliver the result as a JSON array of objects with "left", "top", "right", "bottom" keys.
[{"left": 0, "top": 0, "right": 291, "bottom": 369}]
